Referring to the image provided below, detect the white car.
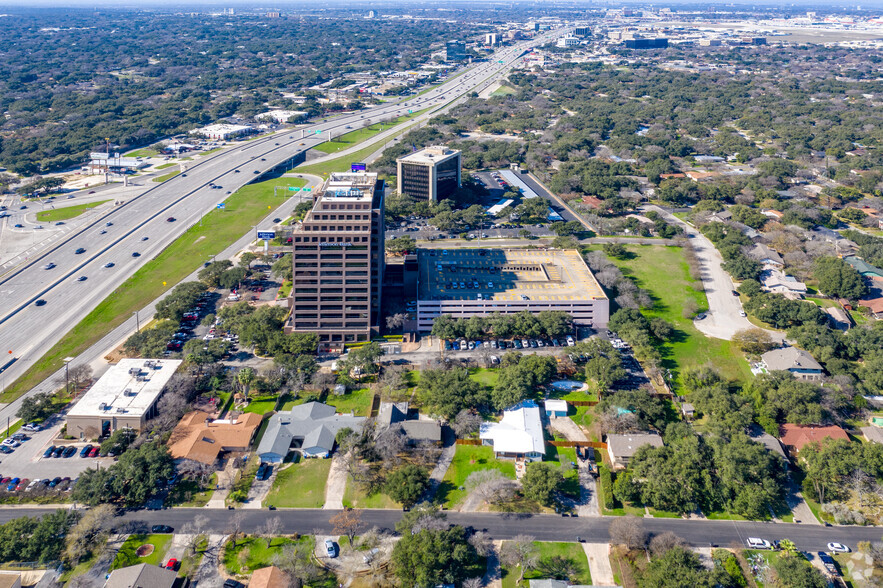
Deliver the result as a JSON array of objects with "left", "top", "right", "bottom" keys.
[
  {"left": 325, "top": 539, "right": 337, "bottom": 558},
  {"left": 746, "top": 537, "right": 772, "bottom": 550},
  {"left": 827, "top": 542, "right": 850, "bottom": 553},
  {"left": 566, "top": 336, "right": 575, "bottom": 346},
  {"left": 1, "top": 438, "right": 20, "bottom": 448}
]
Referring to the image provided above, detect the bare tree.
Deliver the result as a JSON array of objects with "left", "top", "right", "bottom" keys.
[
  {"left": 260, "top": 516, "right": 284, "bottom": 547},
  {"left": 274, "top": 541, "right": 321, "bottom": 586},
  {"left": 380, "top": 365, "right": 408, "bottom": 396},
  {"left": 386, "top": 313, "right": 408, "bottom": 331},
  {"left": 330, "top": 508, "right": 364, "bottom": 545},
  {"left": 468, "top": 530, "right": 493, "bottom": 557},
  {"left": 69, "top": 364, "right": 94, "bottom": 391},
  {"left": 597, "top": 408, "right": 641, "bottom": 435},
  {"left": 374, "top": 425, "right": 408, "bottom": 463},
  {"left": 63, "top": 504, "right": 116, "bottom": 564},
  {"left": 465, "top": 469, "right": 518, "bottom": 505},
  {"left": 500, "top": 535, "right": 539, "bottom": 583},
  {"left": 609, "top": 515, "right": 647, "bottom": 550},
  {"left": 463, "top": 578, "right": 483, "bottom": 588},
  {"left": 851, "top": 469, "right": 873, "bottom": 508},
  {"left": 311, "top": 370, "right": 336, "bottom": 392},
  {"left": 649, "top": 531, "right": 686, "bottom": 556},
  {"left": 227, "top": 512, "right": 245, "bottom": 548},
  {"left": 452, "top": 409, "right": 483, "bottom": 437}
]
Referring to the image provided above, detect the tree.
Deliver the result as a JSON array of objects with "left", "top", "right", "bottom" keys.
[
  {"left": 386, "top": 235, "right": 417, "bottom": 255},
  {"left": 732, "top": 328, "right": 777, "bottom": 355},
  {"left": 602, "top": 242, "right": 628, "bottom": 259},
  {"left": 386, "top": 312, "right": 408, "bottom": 331},
  {"left": 452, "top": 409, "right": 483, "bottom": 436},
  {"left": 395, "top": 502, "right": 447, "bottom": 535},
  {"left": 72, "top": 441, "right": 174, "bottom": 507},
  {"left": 465, "top": 469, "right": 517, "bottom": 506},
  {"left": 330, "top": 508, "right": 364, "bottom": 545},
  {"left": 259, "top": 516, "right": 283, "bottom": 548},
  {"left": 521, "top": 462, "right": 564, "bottom": 507},
  {"left": 274, "top": 541, "right": 322, "bottom": 586},
  {"left": 500, "top": 535, "right": 539, "bottom": 584},
  {"left": 385, "top": 465, "right": 430, "bottom": 508},
  {"left": 237, "top": 367, "right": 256, "bottom": 397},
  {"left": 772, "top": 555, "right": 827, "bottom": 588},
  {"left": 198, "top": 260, "right": 233, "bottom": 287},
  {"left": 418, "top": 368, "right": 488, "bottom": 419},
  {"left": 638, "top": 546, "right": 720, "bottom": 588},
  {"left": 814, "top": 256, "right": 867, "bottom": 300},
  {"left": 17, "top": 391, "right": 55, "bottom": 423},
  {"left": 154, "top": 281, "right": 207, "bottom": 322},
  {"left": 391, "top": 525, "right": 480, "bottom": 587},
  {"left": 63, "top": 504, "right": 115, "bottom": 564},
  {"left": 609, "top": 515, "right": 646, "bottom": 550},
  {"left": 648, "top": 531, "right": 686, "bottom": 556}
]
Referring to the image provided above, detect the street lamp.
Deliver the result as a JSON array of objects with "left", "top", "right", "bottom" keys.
[
  {"left": 133, "top": 311, "right": 140, "bottom": 333},
  {"left": 63, "top": 356, "right": 74, "bottom": 396}
]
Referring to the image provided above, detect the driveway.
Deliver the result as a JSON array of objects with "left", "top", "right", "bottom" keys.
[
  {"left": 190, "top": 533, "right": 228, "bottom": 588},
  {"left": 582, "top": 543, "right": 615, "bottom": 585},
  {"left": 549, "top": 417, "right": 600, "bottom": 517},
  {"left": 645, "top": 206, "right": 781, "bottom": 342},
  {"left": 323, "top": 453, "right": 348, "bottom": 510}
]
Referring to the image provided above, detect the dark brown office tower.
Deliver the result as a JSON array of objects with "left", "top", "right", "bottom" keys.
[{"left": 286, "top": 172, "right": 385, "bottom": 351}]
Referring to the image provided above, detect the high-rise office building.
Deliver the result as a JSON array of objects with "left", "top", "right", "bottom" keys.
[
  {"left": 445, "top": 40, "right": 467, "bottom": 62},
  {"left": 396, "top": 146, "right": 461, "bottom": 202},
  {"left": 286, "top": 172, "right": 386, "bottom": 351}
]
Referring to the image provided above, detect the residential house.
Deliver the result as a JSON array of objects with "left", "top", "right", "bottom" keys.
[
  {"left": 760, "top": 269, "right": 807, "bottom": 298},
  {"left": 747, "top": 243, "right": 784, "bottom": 268},
  {"left": 823, "top": 306, "right": 852, "bottom": 330},
  {"left": 249, "top": 566, "right": 291, "bottom": 588},
  {"left": 762, "top": 209, "right": 784, "bottom": 220},
  {"left": 480, "top": 400, "right": 546, "bottom": 462},
  {"left": 529, "top": 581, "right": 615, "bottom": 588},
  {"left": 760, "top": 347, "right": 824, "bottom": 381},
  {"left": 0, "top": 573, "right": 20, "bottom": 588},
  {"left": 844, "top": 256, "right": 883, "bottom": 279},
  {"left": 256, "top": 402, "right": 366, "bottom": 462},
  {"left": 779, "top": 424, "right": 849, "bottom": 457},
  {"left": 104, "top": 564, "right": 178, "bottom": 588},
  {"left": 859, "top": 290, "right": 883, "bottom": 319},
  {"left": 544, "top": 399, "right": 569, "bottom": 418},
  {"left": 861, "top": 426, "right": 883, "bottom": 445},
  {"left": 852, "top": 206, "right": 883, "bottom": 229},
  {"left": 376, "top": 401, "right": 442, "bottom": 445},
  {"left": 707, "top": 210, "right": 732, "bottom": 224},
  {"left": 749, "top": 426, "right": 788, "bottom": 461},
  {"left": 606, "top": 432, "right": 664, "bottom": 470},
  {"left": 167, "top": 411, "right": 263, "bottom": 466}
]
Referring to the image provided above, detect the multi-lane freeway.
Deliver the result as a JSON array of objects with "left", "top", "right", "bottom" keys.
[
  {"left": 0, "top": 30, "right": 561, "bottom": 395},
  {"left": 0, "top": 507, "right": 874, "bottom": 553}
]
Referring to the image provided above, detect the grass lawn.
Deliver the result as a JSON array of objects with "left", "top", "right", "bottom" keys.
[
  {"left": 152, "top": 170, "right": 181, "bottom": 182},
  {"left": 263, "top": 459, "right": 331, "bottom": 508},
  {"left": 605, "top": 244, "right": 753, "bottom": 389},
  {"left": 342, "top": 477, "right": 399, "bottom": 509},
  {"left": 242, "top": 395, "right": 279, "bottom": 415},
  {"left": 469, "top": 367, "right": 499, "bottom": 390},
  {"left": 178, "top": 537, "right": 208, "bottom": 579},
  {"left": 201, "top": 147, "right": 223, "bottom": 156},
  {"left": 111, "top": 534, "right": 172, "bottom": 570},
  {"left": 124, "top": 148, "right": 159, "bottom": 157},
  {"left": 551, "top": 446, "right": 581, "bottom": 499},
  {"left": 36, "top": 200, "right": 111, "bottom": 222},
  {"left": 312, "top": 111, "right": 426, "bottom": 155},
  {"left": 222, "top": 535, "right": 311, "bottom": 576},
  {"left": 500, "top": 541, "right": 591, "bottom": 588},
  {"left": 325, "top": 387, "right": 373, "bottom": 416},
  {"left": 154, "top": 162, "right": 176, "bottom": 170},
  {"left": 438, "top": 445, "right": 516, "bottom": 508},
  {"left": 490, "top": 84, "right": 517, "bottom": 97},
  {"left": 167, "top": 474, "right": 216, "bottom": 507},
  {"left": 1, "top": 175, "right": 305, "bottom": 403}
]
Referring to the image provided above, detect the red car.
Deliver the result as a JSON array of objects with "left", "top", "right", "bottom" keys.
[
  {"left": 165, "top": 558, "right": 178, "bottom": 570},
  {"left": 88, "top": 447, "right": 99, "bottom": 458}
]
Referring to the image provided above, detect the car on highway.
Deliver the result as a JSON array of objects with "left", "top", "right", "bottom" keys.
[
  {"left": 273, "top": 218, "right": 282, "bottom": 223},
  {"left": 77, "top": 276, "right": 87, "bottom": 282},
  {"left": 75, "top": 247, "right": 86, "bottom": 254},
  {"left": 13, "top": 224, "right": 22, "bottom": 228},
  {"left": 739, "top": 311, "right": 747, "bottom": 317},
  {"left": 166, "top": 217, "right": 176, "bottom": 222},
  {"left": 34, "top": 225, "right": 43, "bottom": 229},
  {"left": 827, "top": 542, "right": 850, "bottom": 553},
  {"left": 34, "top": 299, "right": 47, "bottom": 306},
  {"left": 234, "top": 169, "right": 240, "bottom": 173},
  {"left": 141, "top": 236, "right": 149, "bottom": 241},
  {"left": 152, "top": 525, "right": 174, "bottom": 533},
  {"left": 132, "top": 252, "right": 141, "bottom": 257},
  {"left": 253, "top": 170, "right": 260, "bottom": 174},
  {"left": 103, "top": 262, "right": 115, "bottom": 268},
  {"left": 55, "top": 221, "right": 64, "bottom": 226},
  {"left": 88, "top": 447, "right": 99, "bottom": 458},
  {"left": 43, "top": 263, "right": 55, "bottom": 270},
  {"left": 105, "top": 222, "right": 113, "bottom": 226}
]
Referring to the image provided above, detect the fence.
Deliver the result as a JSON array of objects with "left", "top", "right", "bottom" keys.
[{"left": 549, "top": 440, "right": 607, "bottom": 449}]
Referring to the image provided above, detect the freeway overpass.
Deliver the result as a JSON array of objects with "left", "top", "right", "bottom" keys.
[{"left": 0, "top": 30, "right": 560, "bottom": 398}]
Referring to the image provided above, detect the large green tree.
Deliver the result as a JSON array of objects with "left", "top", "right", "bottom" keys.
[{"left": 390, "top": 526, "right": 480, "bottom": 587}]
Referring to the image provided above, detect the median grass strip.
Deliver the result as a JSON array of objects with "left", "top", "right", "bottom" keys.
[
  {"left": 35, "top": 200, "right": 111, "bottom": 222},
  {"left": 312, "top": 110, "right": 426, "bottom": 155},
  {"left": 152, "top": 170, "right": 181, "bottom": 183},
  {"left": 124, "top": 148, "right": 159, "bottom": 158},
  {"left": 154, "top": 162, "right": 176, "bottom": 170},
  {"left": 1, "top": 176, "right": 305, "bottom": 402}
]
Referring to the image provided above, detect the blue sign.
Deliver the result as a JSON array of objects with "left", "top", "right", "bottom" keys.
[
  {"left": 216, "top": 203, "right": 225, "bottom": 209},
  {"left": 257, "top": 231, "right": 276, "bottom": 240}
]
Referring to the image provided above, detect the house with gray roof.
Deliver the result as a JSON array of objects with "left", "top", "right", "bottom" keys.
[
  {"left": 747, "top": 243, "right": 784, "bottom": 268},
  {"left": 257, "top": 402, "right": 365, "bottom": 462},
  {"left": 376, "top": 401, "right": 442, "bottom": 445},
  {"left": 760, "top": 347, "right": 823, "bottom": 381},
  {"left": 606, "top": 432, "right": 664, "bottom": 470},
  {"left": 104, "top": 563, "right": 178, "bottom": 588}
]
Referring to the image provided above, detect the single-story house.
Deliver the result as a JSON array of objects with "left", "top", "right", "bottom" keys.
[
  {"left": 606, "top": 432, "right": 664, "bottom": 470},
  {"left": 681, "top": 403, "right": 695, "bottom": 419},
  {"left": 256, "top": 402, "right": 365, "bottom": 462},
  {"left": 167, "top": 411, "right": 263, "bottom": 466},
  {"left": 760, "top": 269, "right": 807, "bottom": 297},
  {"left": 480, "top": 400, "right": 546, "bottom": 462},
  {"left": 104, "top": 563, "right": 178, "bottom": 588},
  {"left": 861, "top": 426, "right": 883, "bottom": 445},
  {"left": 749, "top": 426, "right": 788, "bottom": 461},
  {"left": 844, "top": 256, "right": 883, "bottom": 279},
  {"left": 779, "top": 424, "right": 849, "bottom": 457},
  {"left": 376, "top": 401, "right": 442, "bottom": 445},
  {"left": 747, "top": 243, "right": 784, "bottom": 268},
  {"left": 249, "top": 566, "right": 291, "bottom": 588},
  {"left": 760, "top": 347, "right": 824, "bottom": 381},
  {"left": 544, "top": 399, "right": 569, "bottom": 418}
]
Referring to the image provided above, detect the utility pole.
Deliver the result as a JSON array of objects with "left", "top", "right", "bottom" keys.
[{"left": 133, "top": 311, "right": 140, "bottom": 333}]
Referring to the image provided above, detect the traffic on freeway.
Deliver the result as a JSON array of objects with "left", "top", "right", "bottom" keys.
[{"left": 0, "top": 29, "right": 563, "bottom": 392}]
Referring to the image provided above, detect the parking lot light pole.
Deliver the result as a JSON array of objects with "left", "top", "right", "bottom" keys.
[{"left": 63, "top": 356, "right": 74, "bottom": 396}]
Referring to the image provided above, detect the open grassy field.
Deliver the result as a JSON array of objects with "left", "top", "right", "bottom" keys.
[
  {"left": 606, "top": 244, "right": 753, "bottom": 388},
  {"left": 500, "top": 541, "right": 592, "bottom": 587},
  {"left": 111, "top": 534, "right": 172, "bottom": 570},
  {"left": 342, "top": 478, "right": 399, "bottom": 509},
  {"left": 437, "top": 445, "right": 516, "bottom": 508},
  {"left": 36, "top": 200, "right": 111, "bottom": 222},
  {"left": 1, "top": 176, "right": 305, "bottom": 403},
  {"left": 263, "top": 459, "right": 331, "bottom": 508},
  {"left": 222, "top": 535, "right": 311, "bottom": 575},
  {"left": 124, "top": 148, "right": 159, "bottom": 158}
]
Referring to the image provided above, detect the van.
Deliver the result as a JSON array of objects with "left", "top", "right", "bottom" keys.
[{"left": 746, "top": 538, "right": 771, "bottom": 550}]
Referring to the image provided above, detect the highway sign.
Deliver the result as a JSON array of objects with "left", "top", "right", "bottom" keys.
[
  {"left": 257, "top": 231, "right": 276, "bottom": 240},
  {"left": 304, "top": 187, "right": 312, "bottom": 192},
  {"left": 216, "top": 203, "right": 225, "bottom": 209},
  {"left": 289, "top": 187, "right": 300, "bottom": 191}
]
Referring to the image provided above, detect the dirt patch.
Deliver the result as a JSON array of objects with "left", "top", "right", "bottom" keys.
[{"left": 136, "top": 544, "right": 155, "bottom": 558}]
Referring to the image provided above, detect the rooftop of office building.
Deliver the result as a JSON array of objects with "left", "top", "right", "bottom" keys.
[
  {"left": 417, "top": 248, "right": 607, "bottom": 302},
  {"left": 397, "top": 146, "right": 461, "bottom": 164}
]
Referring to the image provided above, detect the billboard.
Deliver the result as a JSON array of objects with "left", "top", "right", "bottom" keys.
[
  {"left": 257, "top": 231, "right": 276, "bottom": 240},
  {"left": 351, "top": 162, "right": 367, "bottom": 172}
]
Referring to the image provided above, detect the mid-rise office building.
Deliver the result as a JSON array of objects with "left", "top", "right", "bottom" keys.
[
  {"left": 286, "top": 172, "right": 385, "bottom": 351},
  {"left": 485, "top": 33, "right": 499, "bottom": 46},
  {"left": 396, "top": 146, "right": 461, "bottom": 202},
  {"left": 445, "top": 40, "right": 467, "bottom": 62}
]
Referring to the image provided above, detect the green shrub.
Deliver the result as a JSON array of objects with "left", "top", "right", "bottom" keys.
[{"left": 600, "top": 465, "right": 615, "bottom": 510}]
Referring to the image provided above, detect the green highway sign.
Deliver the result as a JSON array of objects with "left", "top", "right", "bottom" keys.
[
  {"left": 304, "top": 187, "right": 312, "bottom": 192},
  {"left": 408, "top": 109, "right": 412, "bottom": 113},
  {"left": 289, "top": 187, "right": 300, "bottom": 191},
  {"left": 498, "top": 60, "right": 504, "bottom": 64}
]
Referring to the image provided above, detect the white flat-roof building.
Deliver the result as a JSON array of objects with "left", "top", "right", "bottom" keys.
[
  {"left": 66, "top": 359, "right": 182, "bottom": 439},
  {"left": 256, "top": 110, "right": 309, "bottom": 124},
  {"left": 189, "top": 124, "right": 253, "bottom": 141},
  {"left": 86, "top": 153, "right": 147, "bottom": 175},
  {"left": 480, "top": 400, "right": 545, "bottom": 462}
]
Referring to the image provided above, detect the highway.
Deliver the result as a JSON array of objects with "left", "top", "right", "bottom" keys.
[
  {"left": 0, "top": 30, "right": 560, "bottom": 395},
  {"left": 0, "top": 507, "right": 876, "bottom": 552}
]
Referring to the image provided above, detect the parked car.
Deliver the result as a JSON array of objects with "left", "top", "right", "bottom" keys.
[
  {"left": 43, "top": 446, "right": 56, "bottom": 458},
  {"left": 827, "top": 542, "right": 850, "bottom": 553},
  {"left": 62, "top": 446, "right": 77, "bottom": 458},
  {"left": 325, "top": 539, "right": 337, "bottom": 558},
  {"left": 152, "top": 525, "right": 174, "bottom": 533},
  {"left": 746, "top": 537, "right": 772, "bottom": 550},
  {"left": 88, "top": 447, "right": 99, "bottom": 457},
  {"left": 79, "top": 444, "right": 93, "bottom": 457},
  {"left": 48, "top": 477, "right": 62, "bottom": 488},
  {"left": 165, "top": 559, "right": 179, "bottom": 571}
]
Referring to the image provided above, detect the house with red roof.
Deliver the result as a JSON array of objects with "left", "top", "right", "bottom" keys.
[{"left": 778, "top": 424, "right": 849, "bottom": 458}]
